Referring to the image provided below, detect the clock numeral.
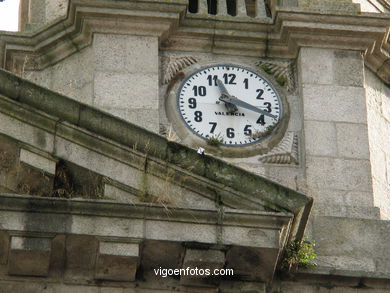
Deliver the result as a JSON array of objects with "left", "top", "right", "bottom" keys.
[
  {"left": 207, "top": 75, "right": 218, "bottom": 86},
  {"left": 264, "top": 102, "right": 272, "bottom": 113},
  {"left": 193, "top": 86, "right": 206, "bottom": 97},
  {"left": 244, "top": 125, "right": 252, "bottom": 135},
  {"left": 226, "top": 128, "right": 235, "bottom": 138},
  {"left": 256, "top": 89, "right": 264, "bottom": 100},
  {"left": 209, "top": 122, "right": 217, "bottom": 133},
  {"left": 223, "top": 73, "right": 237, "bottom": 85},
  {"left": 188, "top": 98, "right": 197, "bottom": 109},
  {"left": 243, "top": 78, "right": 249, "bottom": 89},
  {"left": 194, "top": 111, "right": 203, "bottom": 122},
  {"left": 256, "top": 115, "right": 265, "bottom": 126}
]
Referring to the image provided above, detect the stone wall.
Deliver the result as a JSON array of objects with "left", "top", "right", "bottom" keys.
[
  {"left": 298, "top": 47, "right": 380, "bottom": 219},
  {"left": 365, "top": 69, "right": 390, "bottom": 220},
  {"left": 24, "top": 33, "right": 159, "bottom": 132},
  {"left": 19, "top": 0, "right": 68, "bottom": 31}
]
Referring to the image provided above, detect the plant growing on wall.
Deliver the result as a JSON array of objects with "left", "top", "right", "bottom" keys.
[
  {"left": 206, "top": 133, "right": 224, "bottom": 147},
  {"left": 281, "top": 238, "right": 317, "bottom": 272}
]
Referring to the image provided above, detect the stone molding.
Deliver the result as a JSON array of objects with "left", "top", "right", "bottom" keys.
[
  {"left": 0, "top": 0, "right": 388, "bottom": 84},
  {"left": 0, "top": 194, "right": 291, "bottom": 283},
  {"left": 0, "top": 194, "right": 292, "bottom": 242},
  {"left": 0, "top": 193, "right": 288, "bottom": 286}
]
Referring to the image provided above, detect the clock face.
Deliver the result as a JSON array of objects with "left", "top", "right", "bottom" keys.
[{"left": 177, "top": 64, "right": 282, "bottom": 146}]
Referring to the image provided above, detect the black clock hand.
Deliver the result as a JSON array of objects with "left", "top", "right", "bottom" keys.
[
  {"left": 216, "top": 79, "right": 238, "bottom": 113},
  {"left": 216, "top": 79, "right": 230, "bottom": 96},
  {"left": 219, "top": 95, "right": 277, "bottom": 119}
]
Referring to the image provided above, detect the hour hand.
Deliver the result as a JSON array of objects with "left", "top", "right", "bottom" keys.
[
  {"left": 216, "top": 79, "right": 238, "bottom": 112},
  {"left": 219, "top": 95, "right": 277, "bottom": 119}
]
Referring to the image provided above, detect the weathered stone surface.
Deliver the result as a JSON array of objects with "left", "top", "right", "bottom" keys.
[
  {"left": 11, "top": 236, "right": 51, "bottom": 251},
  {"left": 297, "top": 0, "right": 360, "bottom": 12},
  {"left": 219, "top": 281, "right": 266, "bottom": 293},
  {"left": 19, "top": 148, "right": 56, "bottom": 175},
  {"left": 70, "top": 215, "right": 144, "bottom": 238},
  {"left": 45, "top": 0, "right": 68, "bottom": 24},
  {"left": 226, "top": 247, "right": 279, "bottom": 282},
  {"left": 95, "top": 254, "right": 138, "bottom": 281},
  {"left": 99, "top": 242, "right": 139, "bottom": 257},
  {"left": 145, "top": 221, "right": 217, "bottom": 243},
  {"left": 8, "top": 236, "right": 51, "bottom": 277},
  {"left": 336, "top": 123, "right": 370, "bottom": 159},
  {"left": 50, "top": 46, "right": 94, "bottom": 104},
  {"left": 0, "top": 231, "right": 9, "bottom": 265},
  {"left": 94, "top": 71, "right": 158, "bottom": 109},
  {"left": 306, "top": 156, "right": 372, "bottom": 191},
  {"left": 28, "top": 0, "right": 46, "bottom": 25},
  {"left": 315, "top": 255, "right": 376, "bottom": 272},
  {"left": 365, "top": 70, "right": 390, "bottom": 219},
  {"left": 304, "top": 120, "right": 337, "bottom": 156},
  {"left": 64, "top": 235, "right": 99, "bottom": 280},
  {"left": 49, "top": 235, "right": 66, "bottom": 278},
  {"left": 313, "top": 203, "right": 380, "bottom": 220},
  {"left": 312, "top": 216, "right": 390, "bottom": 260},
  {"left": 181, "top": 249, "right": 225, "bottom": 281},
  {"left": 54, "top": 136, "right": 145, "bottom": 190},
  {"left": 91, "top": 33, "right": 159, "bottom": 131},
  {"left": 344, "top": 190, "right": 374, "bottom": 206},
  {"left": 299, "top": 48, "right": 334, "bottom": 85},
  {"left": 334, "top": 50, "right": 364, "bottom": 87},
  {"left": 372, "top": 179, "right": 390, "bottom": 220},
  {"left": 222, "top": 226, "right": 279, "bottom": 248},
  {"left": 0, "top": 135, "right": 19, "bottom": 192},
  {"left": 0, "top": 112, "right": 54, "bottom": 153},
  {"left": 141, "top": 240, "right": 184, "bottom": 275},
  {"left": 105, "top": 108, "right": 160, "bottom": 132},
  {"left": 104, "top": 184, "right": 140, "bottom": 203},
  {"left": 302, "top": 85, "right": 366, "bottom": 123},
  {"left": 0, "top": 282, "right": 53, "bottom": 293},
  {"left": 93, "top": 34, "right": 158, "bottom": 74}
]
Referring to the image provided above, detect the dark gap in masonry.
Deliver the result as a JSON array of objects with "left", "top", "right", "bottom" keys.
[
  {"left": 208, "top": 0, "right": 217, "bottom": 14},
  {"left": 188, "top": 0, "right": 198, "bottom": 13},
  {"left": 227, "top": 0, "right": 237, "bottom": 16}
]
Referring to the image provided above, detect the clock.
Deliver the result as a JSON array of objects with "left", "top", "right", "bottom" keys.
[{"left": 165, "top": 63, "right": 288, "bottom": 157}]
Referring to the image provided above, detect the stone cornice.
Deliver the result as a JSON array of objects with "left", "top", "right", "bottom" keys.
[
  {"left": 0, "top": 194, "right": 292, "bottom": 284},
  {"left": 1, "top": 0, "right": 189, "bottom": 73},
  {"left": 0, "top": 194, "right": 292, "bottom": 231},
  {"left": 0, "top": 0, "right": 388, "bottom": 83}
]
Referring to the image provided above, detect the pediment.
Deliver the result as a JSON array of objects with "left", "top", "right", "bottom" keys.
[{"left": 0, "top": 68, "right": 311, "bottom": 238}]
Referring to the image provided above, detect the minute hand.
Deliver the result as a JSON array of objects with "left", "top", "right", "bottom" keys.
[{"left": 219, "top": 96, "right": 277, "bottom": 119}]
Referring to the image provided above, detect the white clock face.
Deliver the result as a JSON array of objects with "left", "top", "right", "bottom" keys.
[{"left": 177, "top": 64, "right": 282, "bottom": 146}]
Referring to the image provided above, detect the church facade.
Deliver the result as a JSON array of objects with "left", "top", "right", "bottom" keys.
[{"left": 0, "top": 0, "right": 389, "bottom": 292}]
